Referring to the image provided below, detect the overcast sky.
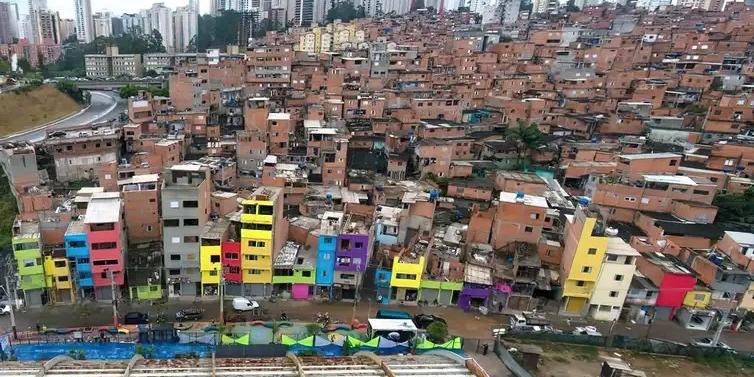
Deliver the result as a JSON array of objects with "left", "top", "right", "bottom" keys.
[{"left": 40, "top": 0, "right": 208, "bottom": 19}]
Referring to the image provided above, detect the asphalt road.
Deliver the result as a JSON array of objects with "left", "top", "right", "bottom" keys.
[{"left": 2, "top": 90, "right": 125, "bottom": 143}]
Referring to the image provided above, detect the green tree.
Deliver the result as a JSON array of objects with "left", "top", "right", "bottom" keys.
[
  {"left": 0, "top": 58, "right": 10, "bottom": 74},
  {"left": 713, "top": 187, "right": 754, "bottom": 233},
  {"left": 56, "top": 81, "right": 89, "bottom": 104},
  {"left": 326, "top": 1, "right": 365, "bottom": 23},
  {"left": 426, "top": 321, "right": 448, "bottom": 343},
  {"left": 506, "top": 119, "right": 543, "bottom": 169}
]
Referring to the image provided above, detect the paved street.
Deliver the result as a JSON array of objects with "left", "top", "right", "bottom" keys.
[
  {"left": 1, "top": 298, "right": 752, "bottom": 353},
  {"left": 1, "top": 90, "right": 125, "bottom": 143}
]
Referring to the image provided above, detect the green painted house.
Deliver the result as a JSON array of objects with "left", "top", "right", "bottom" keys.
[{"left": 12, "top": 219, "right": 47, "bottom": 306}]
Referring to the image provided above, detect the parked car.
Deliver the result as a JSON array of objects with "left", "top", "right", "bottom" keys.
[
  {"left": 692, "top": 337, "right": 734, "bottom": 351},
  {"left": 572, "top": 326, "right": 603, "bottom": 336},
  {"left": 123, "top": 312, "right": 149, "bottom": 325},
  {"left": 0, "top": 304, "right": 10, "bottom": 315},
  {"left": 509, "top": 325, "right": 549, "bottom": 334},
  {"left": 232, "top": 297, "right": 260, "bottom": 312},
  {"left": 175, "top": 308, "right": 203, "bottom": 322},
  {"left": 376, "top": 309, "right": 412, "bottom": 320},
  {"left": 413, "top": 314, "right": 446, "bottom": 329}
]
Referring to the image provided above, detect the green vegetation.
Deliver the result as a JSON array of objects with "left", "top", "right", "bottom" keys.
[
  {"left": 0, "top": 174, "right": 17, "bottom": 252},
  {"left": 134, "top": 344, "right": 155, "bottom": 359},
  {"left": 190, "top": 11, "right": 243, "bottom": 52},
  {"left": 326, "top": 1, "right": 366, "bottom": 23},
  {"left": 426, "top": 321, "right": 448, "bottom": 343},
  {"left": 305, "top": 323, "right": 322, "bottom": 337},
  {"left": 713, "top": 187, "right": 754, "bottom": 233},
  {"left": 571, "top": 345, "right": 599, "bottom": 361},
  {"left": 506, "top": 119, "right": 544, "bottom": 169},
  {"left": 0, "top": 58, "right": 10, "bottom": 74},
  {"left": 67, "top": 349, "right": 86, "bottom": 360},
  {"left": 118, "top": 84, "right": 169, "bottom": 99},
  {"left": 55, "top": 81, "right": 89, "bottom": 104}
]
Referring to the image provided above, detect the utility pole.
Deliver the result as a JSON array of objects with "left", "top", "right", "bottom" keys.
[
  {"left": 712, "top": 309, "right": 729, "bottom": 347},
  {"left": 351, "top": 261, "right": 362, "bottom": 323},
  {"left": 109, "top": 269, "right": 118, "bottom": 327},
  {"left": 218, "top": 266, "right": 224, "bottom": 324},
  {"left": 3, "top": 276, "right": 17, "bottom": 340}
]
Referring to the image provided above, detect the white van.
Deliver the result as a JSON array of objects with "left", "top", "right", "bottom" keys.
[{"left": 232, "top": 297, "right": 260, "bottom": 311}]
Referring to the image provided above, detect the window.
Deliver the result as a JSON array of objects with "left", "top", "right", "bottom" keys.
[
  {"left": 576, "top": 280, "right": 585, "bottom": 287},
  {"left": 340, "top": 273, "right": 356, "bottom": 280},
  {"left": 693, "top": 190, "right": 709, "bottom": 195},
  {"left": 524, "top": 226, "right": 533, "bottom": 233},
  {"left": 77, "top": 258, "right": 89, "bottom": 264},
  {"left": 248, "top": 240, "right": 266, "bottom": 247},
  {"left": 164, "top": 219, "right": 179, "bottom": 227},
  {"left": 587, "top": 248, "right": 597, "bottom": 255},
  {"left": 183, "top": 219, "right": 199, "bottom": 226},
  {"left": 302, "top": 270, "right": 312, "bottom": 277},
  {"left": 183, "top": 200, "right": 198, "bottom": 208},
  {"left": 54, "top": 260, "right": 66, "bottom": 268},
  {"left": 614, "top": 274, "right": 624, "bottom": 281},
  {"left": 57, "top": 276, "right": 69, "bottom": 282},
  {"left": 669, "top": 159, "right": 677, "bottom": 166},
  {"left": 258, "top": 205, "right": 274, "bottom": 215},
  {"left": 340, "top": 239, "right": 351, "bottom": 249},
  {"left": 68, "top": 240, "right": 86, "bottom": 248},
  {"left": 92, "top": 259, "right": 118, "bottom": 266},
  {"left": 337, "top": 257, "right": 352, "bottom": 266},
  {"left": 609, "top": 291, "right": 618, "bottom": 298},
  {"left": 396, "top": 273, "right": 417, "bottom": 280},
  {"left": 582, "top": 266, "right": 592, "bottom": 273},
  {"left": 249, "top": 269, "right": 262, "bottom": 275},
  {"left": 169, "top": 269, "right": 180, "bottom": 275},
  {"left": 355, "top": 242, "right": 363, "bottom": 249},
  {"left": 225, "top": 253, "right": 239, "bottom": 260},
  {"left": 183, "top": 236, "right": 199, "bottom": 243},
  {"left": 607, "top": 254, "right": 618, "bottom": 262},
  {"left": 209, "top": 271, "right": 218, "bottom": 276},
  {"left": 694, "top": 293, "right": 706, "bottom": 301},
  {"left": 323, "top": 237, "right": 333, "bottom": 244},
  {"left": 91, "top": 242, "right": 117, "bottom": 250},
  {"left": 170, "top": 254, "right": 181, "bottom": 261},
  {"left": 530, "top": 213, "right": 540, "bottom": 220},
  {"left": 23, "top": 259, "right": 36, "bottom": 267},
  {"left": 244, "top": 255, "right": 259, "bottom": 261}
]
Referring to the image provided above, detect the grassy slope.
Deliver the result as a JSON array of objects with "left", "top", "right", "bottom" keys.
[{"left": 0, "top": 85, "right": 81, "bottom": 136}]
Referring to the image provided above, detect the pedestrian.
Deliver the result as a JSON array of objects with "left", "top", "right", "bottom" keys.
[{"left": 35, "top": 323, "right": 41, "bottom": 334}]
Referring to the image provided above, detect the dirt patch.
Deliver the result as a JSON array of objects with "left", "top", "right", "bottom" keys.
[
  {"left": 520, "top": 342, "right": 754, "bottom": 377},
  {"left": 0, "top": 85, "right": 81, "bottom": 136}
]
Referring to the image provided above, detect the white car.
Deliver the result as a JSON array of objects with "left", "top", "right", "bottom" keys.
[
  {"left": 573, "top": 326, "right": 603, "bottom": 336},
  {"left": 232, "top": 297, "right": 260, "bottom": 312},
  {"left": 692, "top": 337, "right": 733, "bottom": 350},
  {"left": 0, "top": 304, "right": 11, "bottom": 315}
]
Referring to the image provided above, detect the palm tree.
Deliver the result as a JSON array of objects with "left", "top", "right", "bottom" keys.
[{"left": 506, "top": 119, "right": 543, "bottom": 170}]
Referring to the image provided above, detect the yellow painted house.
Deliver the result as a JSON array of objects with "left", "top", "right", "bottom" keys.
[
  {"left": 390, "top": 255, "right": 425, "bottom": 303},
  {"left": 240, "top": 194, "right": 276, "bottom": 285},
  {"left": 200, "top": 219, "right": 229, "bottom": 294},
  {"left": 43, "top": 254, "right": 75, "bottom": 304},
  {"left": 561, "top": 210, "right": 608, "bottom": 314}
]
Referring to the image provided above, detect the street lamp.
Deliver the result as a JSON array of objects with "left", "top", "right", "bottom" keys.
[
  {"left": 351, "top": 260, "right": 362, "bottom": 323},
  {"left": 1, "top": 276, "right": 17, "bottom": 340}
]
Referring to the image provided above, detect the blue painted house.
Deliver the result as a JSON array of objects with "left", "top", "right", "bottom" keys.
[
  {"left": 375, "top": 268, "right": 391, "bottom": 304},
  {"left": 316, "top": 234, "right": 336, "bottom": 296},
  {"left": 65, "top": 221, "right": 92, "bottom": 297}
]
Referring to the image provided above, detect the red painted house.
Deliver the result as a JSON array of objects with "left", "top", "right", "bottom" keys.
[
  {"left": 84, "top": 192, "right": 125, "bottom": 301},
  {"left": 635, "top": 251, "right": 697, "bottom": 320},
  {"left": 222, "top": 241, "right": 242, "bottom": 284}
]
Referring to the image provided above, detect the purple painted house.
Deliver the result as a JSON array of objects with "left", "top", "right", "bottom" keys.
[
  {"left": 458, "top": 283, "right": 491, "bottom": 311},
  {"left": 336, "top": 234, "right": 369, "bottom": 271}
]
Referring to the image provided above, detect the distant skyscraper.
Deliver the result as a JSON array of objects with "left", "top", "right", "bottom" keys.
[
  {"left": 111, "top": 16, "right": 123, "bottom": 35},
  {"left": 121, "top": 13, "right": 140, "bottom": 33},
  {"left": 0, "top": 1, "right": 19, "bottom": 44},
  {"left": 173, "top": 5, "right": 198, "bottom": 52},
  {"left": 93, "top": 12, "right": 112, "bottom": 38},
  {"left": 146, "top": 3, "right": 174, "bottom": 51},
  {"left": 58, "top": 18, "right": 76, "bottom": 41},
  {"left": 189, "top": 0, "right": 200, "bottom": 13},
  {"left": 74, "top": 0, "right": 94, "bottom": 42},
  {"left": 35, "top": 10, "right": 61, "bottom": 44}
]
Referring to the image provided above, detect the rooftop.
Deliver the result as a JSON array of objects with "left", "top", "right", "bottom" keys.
[
  {"left": 606, "top": 237, "right": 641, "bottom": 257},
  {"left": 273, "top": 241, "right": 301, "bottom": 268},
  {"left": 499, "top": 191, "right": 549, "bottom": 208},
  {"left": 618, "top": 152, "right": 682, "bottom": 160},
  {"left": 464, "top": 263, "right": 493, "bottom": 285},
  {"left": 725, "top": 231, "right": 754, "bottom": 247},
  {"left": 644, "top": 252, "right": 695, "bottom": 276},
  {"left": 84, "top": 193, "right": 122, "bottom": 224},
  {"left": 642, "top": 175, "right": 697, "bottom": 186}
]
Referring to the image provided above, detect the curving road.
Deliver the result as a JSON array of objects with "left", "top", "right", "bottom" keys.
[{"left": 2, "top": 91, "right": 126, "bottom": 143}]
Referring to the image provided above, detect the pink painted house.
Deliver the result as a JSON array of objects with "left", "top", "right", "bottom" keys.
[{"left": 84, "top": 192, "right": 125, "bottom": 301}]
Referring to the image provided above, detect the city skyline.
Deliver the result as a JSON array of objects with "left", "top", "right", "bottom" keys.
[{"left": 24, "top": 0, "right": 209, "bottom": 19}]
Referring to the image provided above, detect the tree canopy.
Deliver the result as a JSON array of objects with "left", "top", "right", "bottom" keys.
[
  {"left": 118, "top": 84, "right": 168, "bottom": 99},
  {"left": 326, "top": 1, "right": 366, "bottom": 23},
  {"left": 506, "top": 119, "right": 544, "bottom": 169},
  {"left": 713, "top": 187, "right": 754, "bottom": 233},
  {"left": 190, "top": 11, "right": 243, "bottom": 52}
]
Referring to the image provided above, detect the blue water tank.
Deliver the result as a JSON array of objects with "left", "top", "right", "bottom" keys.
[
  {"left": 577, "top": 197, "right": 591, "bottom": 206},
  {"left": 515, "top": 191, "right": 525, "bottom": 199},
  {"left": 326, "top": 192, "right": 333, "bottom": 203},
  {"left": 429, "top": 190, "right": 438, "bottom": 201}
]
